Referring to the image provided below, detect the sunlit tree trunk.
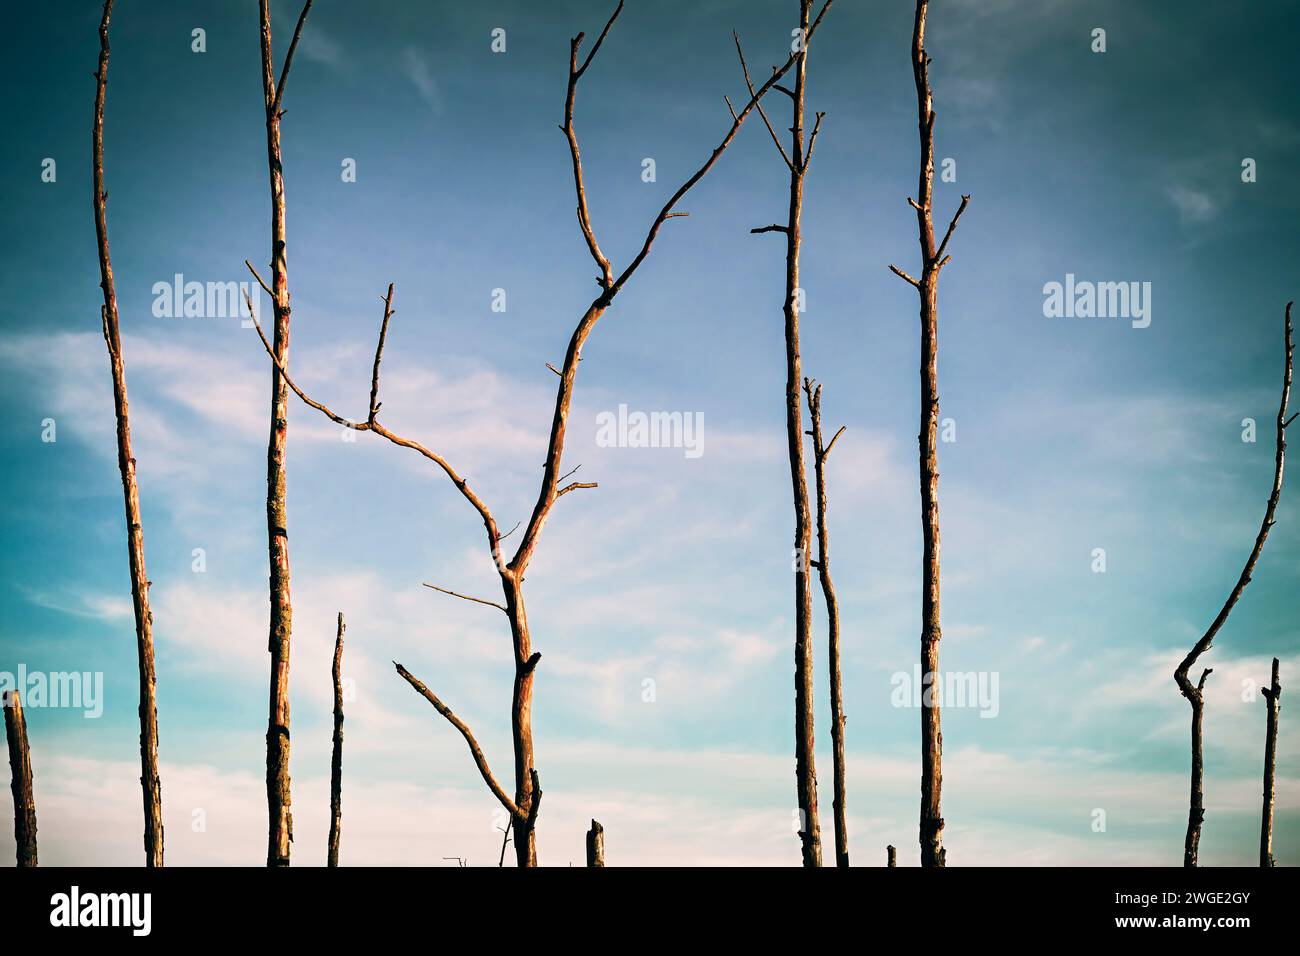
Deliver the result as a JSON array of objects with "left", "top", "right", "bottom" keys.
[{"left": 93, "top": 0, "right": 163, "bottom": 867}]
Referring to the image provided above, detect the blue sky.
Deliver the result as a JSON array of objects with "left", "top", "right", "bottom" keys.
[{"left": 1, "top": 0, "right": 1298, "bottom": 865}]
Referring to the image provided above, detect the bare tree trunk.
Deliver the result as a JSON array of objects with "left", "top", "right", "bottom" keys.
[
  {"left": 257, "top": 0, "right": 313, "bottom": 868},
  {"left": 328, "top": 612, "right": 344, "bottom": 867},
  {"left": 251, "top": 0, "right": 830, "bottom": 868},
  {"left": 1175, "top": 304, "right": 1293, "bottom": 867},
  {"left": 890, "top": 0, "right": 970, "bottom": 868},
  {"left": 744, "top": 0, "right": 829, "bottom": 868},
  {"left": 4, "top": 691, "right": 37, "bottom": 867},
  {"left": 804, "top": 379, "right": 848, "bottom": 866},
  {"left": 887, "top": 845, "right": 896, "bottom": 868},
  {"left": 586, "top": 819, "right": 605, "bottom": 867},
  {"left": 93, "top": 0, "right": 163, "bottom": 868},
  {"left": 1260, "top": 657, "right": 1281, "bottom": 867}
]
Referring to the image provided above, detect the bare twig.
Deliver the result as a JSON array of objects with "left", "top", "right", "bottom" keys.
[{"left": 423, "top": 582, "right": 508, "bottom": 614}]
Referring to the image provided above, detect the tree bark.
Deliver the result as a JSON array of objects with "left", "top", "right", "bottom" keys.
[
  {"left": 93, "top": 0, "right": 164, "bottom": 868},
  {"left": 328, "top": 612, "right": 344, "bottom": 867},
  {"left": 744, "top": 0, "right": 826, "bottom": 868},
  {"left": 586, "top": 819, "right": 605, "bottom": 867},
  {"left": 890, "top": 0, "right": 970, "bottom": 868},
  {"left": 4, "top": 691, "right": 37, "bottom": 867},
  {"left": 1175, "top": 304, "right": 1292, "bottom": 867},
  {"left": 258, "top": 0, "right": 313, "bottom": 868},
  {"left": 805, "top": 379, "right": 848, "bottom": 866},
  {"left": 1259, "top": 656, "right": 1281, "bottom": 867}
]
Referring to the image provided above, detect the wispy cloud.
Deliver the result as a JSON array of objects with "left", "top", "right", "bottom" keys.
[{"left": 399, "top": 48, "right": 442, "bottom": 114}]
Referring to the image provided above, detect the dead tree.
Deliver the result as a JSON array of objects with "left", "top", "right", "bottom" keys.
[
  {"left": 586, "top": 819, "right": 605, "bottom": 867},
  {"left": 744, "top": 0, "right": 831, "bottom": 867},
  {"left": 1260, "top": 657, "right": 1281, "bottom": 867},
  {"left": 1175, "top": 304, "right": 1292, "bottom": 867},
  {"left": 4, "top": 691, "right": 37, "bottom": 867},
  {"left": 328, "top": 612, "right": 345, "bottom": 867},
  {"left": 93, "top": 0, "right": 164, "bottom": 868},
  {"left": 804, "top": 378, "right": 848, "bottom": 866},
  {"left": 255, "top": 0, "right": 314, "bottom": 868},
  {"left": 888, "top": 0, "right": 971, "bottom": 868},
  {"left": 247, "top": 0, "right": 830, "bottom": 866}
]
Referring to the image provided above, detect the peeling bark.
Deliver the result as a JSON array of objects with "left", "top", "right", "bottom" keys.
[
  {"left": 1259, "top": 657, "right": 1281, "bottom": 867},
  {"left": 93, "top": 0, "right": 163, "bottom": 868},
  {"left": 1175, "top": 304, "right": 1292, "bottom": 867},
  {"left": 328, "top": 612, "right": 344, "bottom": 867},
  {"left": 4, "top": 691, "right": 37, "bottom": 867}
]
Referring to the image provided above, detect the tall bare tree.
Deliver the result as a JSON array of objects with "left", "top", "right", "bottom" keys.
[
  {"left": 247, "top": 0, "right": 830, "bottom": 866},
  {"left": 744, "top": 0, "right": 832, "bottom": 867},
  {"left": 804, "top": 378, "right": 848, "bottom": 865},
  {"left": 255, "top": 0, "right": 313, "bottom": 868},
  {"left": 888, "top": 0, "right": 970, "bottom": 868},
  {"left": 1175, "top": 305, "right": 1292, "bottom": 867},
  {"left": 93, "top": 0, "right": 164, "bottom": 867},
  {"left": 1259, "top": 656, "right": 1281, "bottom": 868},
  {"left": 328, "top": 612, "right": 345, "bottom": 867},
  {"left": 4, "top": 691, "right": 37, "bottom": 867}
]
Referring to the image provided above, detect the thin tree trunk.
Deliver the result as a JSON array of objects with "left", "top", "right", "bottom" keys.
[
  {"left": 258, "top": 0, "right": 313, "bottom": 868},
  {"left": 890, "top": 0, "right": 970, "bottom": 868},
  {"left": 1175, "top": 304, "right": 1293, "bottom": 867},
  {"left": 1259, "top": 657, "right": 1280, "bottom": 867},
  {"left": 586, "top": 819, "right": 605, "bottom": 867},
  {"left": 328, "top": 612, "right": 345, "bottom": 867},
  {"left": 93, "top": 0, "right": 164, "bottom": 868},
  {"left": 887, "top": 845, "right": 896, "bottom": 868},
  {"left": 745, "top": 0, "right": 827, "bottom": 868},
  {"left": 805, "top": 379, "right": 848, "bottom": 866},
  {"left": 4, "top": 691, "right": 37, "bottom": 867}
]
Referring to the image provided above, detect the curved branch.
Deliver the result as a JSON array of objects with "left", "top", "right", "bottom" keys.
[
  {"left": 394, "top": 663, "right": 524, "bottom": 821},
  {"left": 1175, "top": 303, "right": 1293, "bottom": 701}
]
